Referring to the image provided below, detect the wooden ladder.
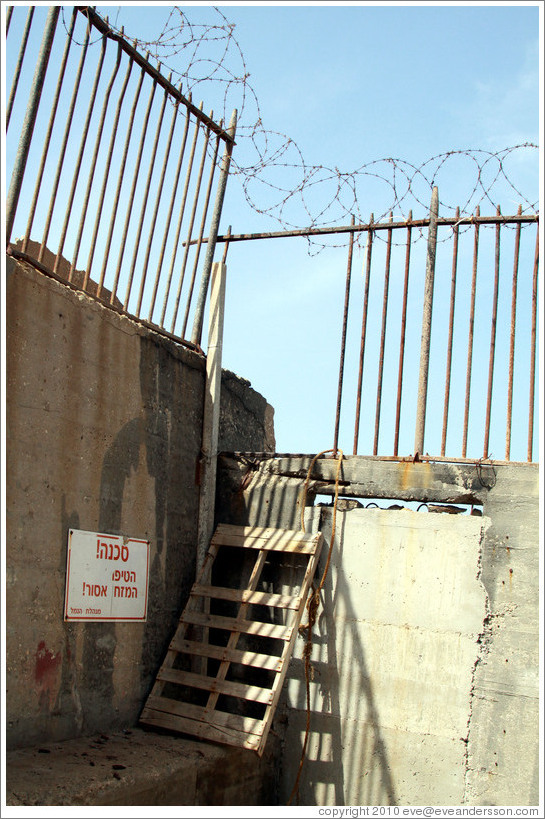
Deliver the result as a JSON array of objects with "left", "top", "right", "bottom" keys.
[{"left": 140, "top": 523, "right": 323, "bottom": 756}]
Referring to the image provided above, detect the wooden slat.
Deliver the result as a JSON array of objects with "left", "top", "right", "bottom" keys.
[
  {"left": 214, "top": 523, "right": 319, "bottom": 543},
  {"left": 211, "top": 524, "right": 321, "bottom": 553},
  {"left": 181, "top": 609, "right": 293, "bottom": 641},
  {"left": 191, "top": 583, "right": 301, "bottom": 609},
  {"left": 139, "top": 709, "right": 260, "bottom": 751},
  {"left": 144, "top": 694, "right": 264, "bottom": 737},
  {"left": 169, "top": 637, "right": 284, "bottom": 671},
  {"left": 157, "top": 667, "right": 273, "bottom": 704}
]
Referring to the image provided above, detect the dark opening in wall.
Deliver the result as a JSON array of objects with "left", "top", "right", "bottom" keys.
[{"left": 313, "top": 495, "right": 483, "bottom": 516}]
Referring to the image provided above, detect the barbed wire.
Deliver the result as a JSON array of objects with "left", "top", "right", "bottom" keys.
[{"left": 79, "top": 6, "right": 539, "bottom": 251}]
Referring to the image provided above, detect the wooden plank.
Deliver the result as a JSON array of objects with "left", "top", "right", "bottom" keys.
[
  {"left": 139, "top": 709, "right": 260, "bottom": 751},
  {"left": 145, "top": 694, "right": 264, "bottom": 737},
  {"left": 169, "top": 637, "right": 284, "bottom": 672},
  {"left": 191, "top": 583, "right": 301, "bottom": 610},
  {"left": 211, "top": 524, "right": 321, "bottom": 553},
  {"left": 214, "top": 523, "right": 319, "bottom": 543},
  {"left": 156, "top": 667, "right": 273, "bottom": 704},
  {"left": 181, "top": 609, "right": 293, "bottom": 641}
]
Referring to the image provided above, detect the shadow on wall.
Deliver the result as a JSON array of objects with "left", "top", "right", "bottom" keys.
[{"left": 282, "top": 512, "right": 398, "bottom": 806}]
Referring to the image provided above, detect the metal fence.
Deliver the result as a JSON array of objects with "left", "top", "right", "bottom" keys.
[
  {"left": 326, "top": 197, "right": 539, "bottom": 464},
  {"left": 6, "top": 5, "right": 236, "bottom": 349}
]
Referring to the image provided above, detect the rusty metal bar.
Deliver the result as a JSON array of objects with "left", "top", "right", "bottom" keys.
[
  {"left": 441, "top": 207, "right": 460, "bottom": 456},
  {"left": 134, "top": 76, "right": 175, "bottom": 316},
  {"left": 462, "top": 206, "right": 480, "bottom": 458},
  {"left": 160, "top": 104, "right": 203, "bottom": 327},
  {"left": 143, "top": 86, "right": 183, "bottom": 317},
  {"left": 353, "top": 214, "right": 374, "bottom": 455},
  {"left": 222, "top": 226, "right": 232, "bottom": 264},
  {"left": 170, "top": 118, "right": 213, "bottom": 334},
  {"left": 414, "top": 188, "right": 439, "bottom": 456},
  {"left": 102, "top": 65, "right": 146, "bottom": 302},
  {"left": 393, "top": 211, "right": 412, "bottom": 457},
  {"left": 148, "top": 91, "right": 192, "bottom": 321},
  {"left": 86, "top": 49, "right": 133, "bottom": 287},
  {"left": 6, "top": 6, "right": 35, "bottom": 129},
  {"left": 73, "top": 41, "right": 122, "bottom": 286},
  {"left": 180, "top": 128, "right": 222, "bottom": 339},
  {"left": 191, "top": 108, "right": 238, "bottom": 346},
  {"left": 77, "top": 5, "right": 234, "bottom": 144},
  {"left": 483, "top": 206, "right": 502, "bottom": 459},
  {"left": 51, "top": 28, "right": 105, "bottom": 272},
  {"left": 527, "top": 225, "right": 539, "bottom": 462},
  {"left": 374, "top": 213, "right": 393, "bottom": 456},
  {"left": 6, "top": 6, "right": 60, "bottom": 245},
  {"left": 6, "top": 5, "right": 14, "bottom": 33},
  {"left": 114, "top": 68, "right": 157, "bottom": 304},
  {"left": 505, "top": 205, "right": 522, "bottom": 460},
  {"left": 185, "top": 213, "right": 538, "bottom": 246},
  {"left": 333, "top": 215, "right": 355, "bottom": 458},
  {"left": 21, "top": 7, "right": 77, "bottom": 254}
]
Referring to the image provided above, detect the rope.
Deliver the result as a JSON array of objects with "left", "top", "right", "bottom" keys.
[{"left": 287, "top": 447, "right": 344, "bottom": 806}]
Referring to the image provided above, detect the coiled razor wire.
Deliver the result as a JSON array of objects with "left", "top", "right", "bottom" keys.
[{"left": 64, "top": 6, "right": 539, "bottom": 252}]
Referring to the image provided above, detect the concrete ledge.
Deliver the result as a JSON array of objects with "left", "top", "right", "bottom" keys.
[{"left": 5, "top": 728, "right": 279, "bottom": 806}]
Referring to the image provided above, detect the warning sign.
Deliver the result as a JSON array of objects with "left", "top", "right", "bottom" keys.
[{"left": 64, "top": 529, "right": 150, "bottom": 621}]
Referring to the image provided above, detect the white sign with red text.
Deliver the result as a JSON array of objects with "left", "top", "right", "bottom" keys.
[{"left": 64, "top": 529, "right": 150, "bottom": 621}]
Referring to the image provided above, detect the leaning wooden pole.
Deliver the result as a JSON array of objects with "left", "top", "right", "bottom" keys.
[{"left": 196, "top": 261, "right": 227, "bottom": 573}]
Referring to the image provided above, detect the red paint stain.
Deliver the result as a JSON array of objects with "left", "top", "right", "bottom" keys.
[{"left": 35, "top": 642, "right": 61, "bottom": 710}]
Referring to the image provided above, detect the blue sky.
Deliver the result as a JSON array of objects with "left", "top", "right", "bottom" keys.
[{"left": 5, "top": 2, "right": 541, "bottom": 460}]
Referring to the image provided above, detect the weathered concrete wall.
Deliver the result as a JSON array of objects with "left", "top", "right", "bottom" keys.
[
  {"left": 217, "top": 455, "right": 539, "bottom": 806},
  {"left": 5, "top": 256, "right": 274, "bottom": 752}
]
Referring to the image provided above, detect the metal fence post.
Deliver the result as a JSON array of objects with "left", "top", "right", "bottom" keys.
[
  {"left": 190, "top": 109, "right": 237, "bottom": 347},
  {"left": 5, "top": 6, "right": 60, "bottom": 245},
  {"left": 414, "top": 186, "right": 439, "bottom": 456}
]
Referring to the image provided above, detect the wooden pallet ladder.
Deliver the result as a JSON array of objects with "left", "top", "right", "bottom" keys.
[{"left": 140, "top": 523, "right": 323, "bottom": 756}]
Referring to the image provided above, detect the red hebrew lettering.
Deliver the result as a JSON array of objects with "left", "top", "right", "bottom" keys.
[
  {"left": 113, "top": 544, "right": 120, "bottom": 560},
  {"left": 97, "top": 541, "right": 107, "bottom": 559},
  {"left": 130, "top": 571, "right": 136, "bottom": 582},
  {"left": 112, "top": 569, "right": 121, "bottom": 581},
  {"left": 100, "top": 585, "right": 107, "bottom": 597},
  {"left": 121, "top": 544, "right": 129, "bottom": 562},
  {"left": 131, "top": 587, "right": 138, "bottom": 598}
]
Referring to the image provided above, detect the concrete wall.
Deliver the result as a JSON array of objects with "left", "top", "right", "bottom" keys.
[
  {"left": 217, "top": 455, "right": 540, "bottom": 806},
  {"left": 5, "top": 256, "right": 274, "bottom": 751}
]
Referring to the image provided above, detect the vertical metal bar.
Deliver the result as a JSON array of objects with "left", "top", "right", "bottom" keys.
[
  {"left": 159, "top": 104, "right": 203, "bottom": 327},
  {"left": 107, "top": 63, "right": 148, "bottom": 304},
  {"left": 393, "top": 211, "right": 412, "bottom": 456},
  {"left": 441, "top": 207, "right": 460, "bottom": 456},
  {"left": 170, "top": 119, "right": 212, "bottom": 333},
  {"left": 180, "top": 129, "right": 221, "bottom": 339},
  {"left": 190, "top": 108, "right": 238, "bottom": 346},
  {"left": 21, "top": 7, "right": 77, "bottom": 253},
  {"left": 462, "top": 205, "right": 480, "bottom": 458},
  {"left": 135, "top": 75, "right": 178, "bottom": 315},
  {"left": 6, "top": 6, "right": 35, "bottom": 129},
  {"left": 414, "top": 187, "right": 439, "bottom": 456},
  {"left": 333, "top": 215, "right": 355, "bottom": 458},
  {"left": 112, "top": 64, "right": 157, "bottom": 304},
  {"left": 72, "top": 41, "right": 122, "bottom": 285},
  {"left": 86, "top": 50, "right": 133, "bottom": 289},
  {"left": 148, "top": 89, "right": 192, "bottom": 321},
  {"left": 6, "top": 6, "right": 60, "bottom": 245},
  {"left": 128, "top": 77, "right": 170, "bottom": 314},
  {"left": 6, "top": 5, "right": 14, "bottom": 33},
  {"left": 483, "top": 206, "right": 501, "bottom": 458},
  {"left": 505, "top": 205, "right": 522, "bottom": 461},
  {"left": 527, "top": 225, "right": 539, "bottom": 462},
  {"left": 353, "top": 215, "right": 374, "bottom": 455},
  {"left": 51, "top": 28, "right": 104, "bottom": 271},
  {"left": 373, "top": 212, "right": 393, "bottom": 456}
]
